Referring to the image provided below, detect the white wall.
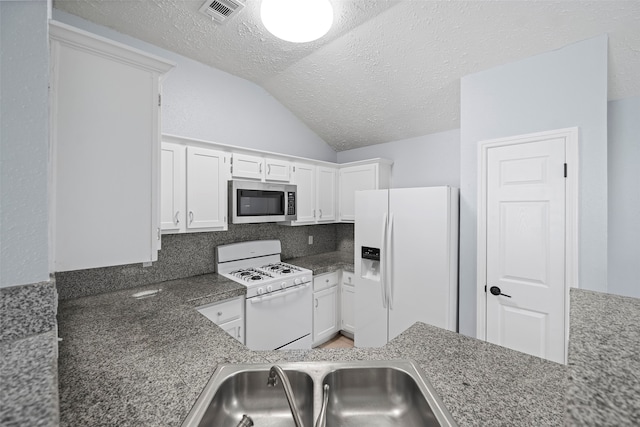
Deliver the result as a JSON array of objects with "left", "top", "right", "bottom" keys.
[
  {"left": 459, "top": 35, "right": 608, "bottom": 337},
  {"left": 52, "top": 10, "right": 337, "bottom": 163},
  {"left": 608, "top": 96, "right": 640, "bottom": 298},
  {"left": 0, "top": 0, "right": 50, "bottom": 288},
  {"left": 337, "top": 129, "right": 460, "bottom": 188}
]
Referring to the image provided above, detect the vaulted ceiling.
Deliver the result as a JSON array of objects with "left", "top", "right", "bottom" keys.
[{"left": 53, "top": 0, "right": 640, "bottom": 151}]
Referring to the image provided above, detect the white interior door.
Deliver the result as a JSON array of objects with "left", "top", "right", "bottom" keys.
[{"left": 485, "top": 137, "right": 566, "bottom": 364}]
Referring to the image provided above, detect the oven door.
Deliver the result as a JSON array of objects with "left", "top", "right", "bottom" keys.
[{"left": 245, "top": 282, "right": 312, "bottom": 350}]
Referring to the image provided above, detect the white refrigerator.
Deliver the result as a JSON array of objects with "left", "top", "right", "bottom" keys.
[{"left": 354, "top": 186, "right": 459, "bottom": 348}]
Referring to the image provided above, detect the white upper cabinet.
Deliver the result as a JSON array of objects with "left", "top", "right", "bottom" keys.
[
  {"left": 316, "top": 166, "right": 337, "bottom": 222},
  {"left": 338, "top": 161, "right": 392, "bottom": 222},
  {"left": 161, "top": 140, "right": 230, "bottom": 234},
  {"left": 291, "top": 162, "right": 316, "bottom": 224},
  {"left": 160, "top": 143, "right": 186, "bottom": 232},
  {"left": 232, "top": 153, "right": 291, "bottom": 182},
  {"left": 231, "top": 153, "right": 263, "bottom": 180},
  {"left": 185, "top": 146, "right": 229, "bottom": 230},
  {"left": 265, "top": 158, "right": 291, "bottom": 182},
  {"left": 50, "top": 21, "right": 174, "bottom": 272}
]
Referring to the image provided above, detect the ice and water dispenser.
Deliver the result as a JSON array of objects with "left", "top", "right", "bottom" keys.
[{"left": 361, "top": 246, "right": 381, "bottom": 281}]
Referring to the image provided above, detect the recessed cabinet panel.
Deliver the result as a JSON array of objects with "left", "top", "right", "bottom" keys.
[
  {"left": 265, "top": 158, "right": 291, "bottom": 182},
  {"left": 186, "top": 146, "right": 228, "bottom": 229},
  {"left": 313, "top": 285, "right": 339, "bottom": 346},
  {"left": 339, "top": 164, "right": 377, "bottom": 222},
  {"left": 316, "top": 166, "right": 337, "bottom": 222},
  {"left": 291, "top": 163, "right": 316, "bottom": 224},
  {"left": 232, "top": 153, "right": 263, "bottom": 180},
  {"left": 160, "top": 143, "right": 185, "bottom": 232}
]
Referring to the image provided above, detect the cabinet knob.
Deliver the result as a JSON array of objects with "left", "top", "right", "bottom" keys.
[{"left": 217, "top": 311, "right": 223, "bottom": 316}]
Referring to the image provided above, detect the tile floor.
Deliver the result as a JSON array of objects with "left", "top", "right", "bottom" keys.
[{"left": 318, "top": 334, "right": 354, "bottom": 349}]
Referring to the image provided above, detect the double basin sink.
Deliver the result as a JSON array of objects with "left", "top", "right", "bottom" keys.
[{"left": 182, "top": 360, "right": 457, "bottom": 427}]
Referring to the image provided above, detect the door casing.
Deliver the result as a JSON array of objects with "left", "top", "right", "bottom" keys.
[{"left": 476, "top": 127, "right": 579, "bottom": 364}]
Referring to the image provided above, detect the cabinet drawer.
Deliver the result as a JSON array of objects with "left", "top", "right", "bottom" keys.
[
  {"left": 342, "top": 271, "right": 354, "bottom": 285},
  {"left": 197, "top": 297, "right": 243, "bottom": 325},
  {"left": 313, "top": 271, "right": 339, "bottom": 292}
]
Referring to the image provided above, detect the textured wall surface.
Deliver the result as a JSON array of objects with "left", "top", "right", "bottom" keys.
[
  {"left": 0, "top": 1, "right": 50, "bottom": 288},
  {"left": 56, "top": 223, "right": 345, "bottom": 299},
  {"left": 52, "top": 10, "right": 337, "bottom": 163},
  {"left": 337, "top": 129, "right": 461, "bottom": 188},
  {"left": 53, "top": 1, "right": 640, "bottom": 151},
  {"left": 607, "top": 96, "right": 640, "bottom": 298},
  {"left": 459, "top": 35, "right": 608, "bottom": 337}
]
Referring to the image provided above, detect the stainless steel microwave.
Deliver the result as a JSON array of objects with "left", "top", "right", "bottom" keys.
[{"left": 229, "top": 180, "right": 297, "bottom": 224}]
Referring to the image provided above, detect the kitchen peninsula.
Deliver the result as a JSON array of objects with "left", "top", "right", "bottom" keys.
[{"left": 56, "top": 252, "right": 640, "bottom": 426}]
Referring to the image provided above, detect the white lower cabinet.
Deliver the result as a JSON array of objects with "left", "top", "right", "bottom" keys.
[
  {"left": 312, "top": 272, "right": 339, "bottom": 346},
  {"left": 197, "top": 296, "right": 245, "bottom": 344},
  {"left": 341, "top": 271, "right": 355, "bottom": 334}
]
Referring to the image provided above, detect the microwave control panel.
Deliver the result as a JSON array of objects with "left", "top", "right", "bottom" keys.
[{"left": 287, "top": 191, "right": 296, "bottom": 215}]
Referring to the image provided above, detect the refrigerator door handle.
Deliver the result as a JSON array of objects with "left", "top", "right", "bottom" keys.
[
  {"left": 387, "top": 213, "right": 394, "bottom": 310},
  {"left": 381, "top": 212, "right": 388, "bottom": 309}
]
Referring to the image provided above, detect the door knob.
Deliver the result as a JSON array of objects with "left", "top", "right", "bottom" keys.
[{"left": 489, "top": 286, "right": 511, "bottom": 298}]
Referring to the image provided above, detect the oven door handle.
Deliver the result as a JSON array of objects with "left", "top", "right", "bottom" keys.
[{"left": 250, "top": 283, "right": 311, "bottom": 304}]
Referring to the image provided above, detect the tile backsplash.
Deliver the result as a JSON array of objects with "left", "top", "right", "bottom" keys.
[{"left": 56, "top": 223, "right": 354, "bottom": 300}]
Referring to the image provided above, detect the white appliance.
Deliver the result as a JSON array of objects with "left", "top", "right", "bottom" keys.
[
  {"left": 216, "top": 240, "right": 312, "bottom": 350},
  {"left": 355, "top": 186, "right": 459, "bottom": 348}
]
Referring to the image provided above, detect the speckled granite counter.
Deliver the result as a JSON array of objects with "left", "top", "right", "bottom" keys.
[
  {"left": 57, "top": 268, "right": 572, "bottom": 427},
  {"left": 285, "top": 250, "right": 354, "bottom": 275},
  {"left": 565, "top": 289, "right": 640, "bottom": 426},
  {"left": 1, "top": 281, "right": 59, "bottom": 427}
]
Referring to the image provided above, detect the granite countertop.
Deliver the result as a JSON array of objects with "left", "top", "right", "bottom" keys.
[
  {"left": 565, "top": 289, "right": 640, "bottom": 425},
  {"left": 284, "top": 250, "right": 354, "bottom": 275},
  {"left": 56, "top": 253, "right": 640, "bottom": 427}
]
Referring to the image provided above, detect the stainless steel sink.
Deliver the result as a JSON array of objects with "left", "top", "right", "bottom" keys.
[
  {"left": 183, "top": 366, "right": 314, "bottom": 427},
  {"left": 181, "top": 360, "right": 457, "bottom": 427},
  {"left": 323, "top": 365, "right": 448, "bottom": 426}
]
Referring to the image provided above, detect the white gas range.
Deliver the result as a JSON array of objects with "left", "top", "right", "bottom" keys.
[{"left": 216, "top": 240, "right": 313, "bottom": 350}]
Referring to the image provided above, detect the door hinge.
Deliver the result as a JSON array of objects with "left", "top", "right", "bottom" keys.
[
  {"left": 564, "top": 163, "right": 567, "bottom": 178},
  {"left": 158, "top": 94, "right": 161, "bottom": 107}
]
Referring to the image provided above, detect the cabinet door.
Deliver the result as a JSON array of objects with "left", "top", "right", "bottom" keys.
[
  {"left": 232, "top": 153, "right": 263, "bottom": 180},
  {"left": 50, "top": 23, "right": 172, "bottom": 272},
  {"left": 341, "top": 283, "right": 355, "bottom": 334},
  {"left": 160, "top": 143, "right": 185, "bottom": 232},
  {"left": 186, "top": 146, "right": 228, "bottom": 229},
  {"left": 313, "top": 286, "right": 338, "bottom": 345},
  {"left": 221, "top": 318, "right": 244, "bottom": 344},
  {"left": 265, "top": 158, "right": 291, "bottom": 182},
  {"left": 316, "top": 166, "right": 337, "bottom": 222},
  {"left": 292, "top": 163, "right": 316, "bottom": 224},
  {"left": 339, "top": 164, "right": 377, "bottom": 222}
]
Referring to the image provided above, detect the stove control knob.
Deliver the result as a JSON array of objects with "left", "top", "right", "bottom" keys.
[
  {"left": 267, "top": 285, "right": 272, "bottom": 292},
  {"left": 257, "top": 288, "right": 264, "bottom": 295},
  {"left": 281, "top": 282, "right": 287, "bottom": 289},
  {"left": 294, "top": 278, "right": 302, "bottom": 285},
  {"left": 302, "top": 276, "right": 308, "bottom": 283}
]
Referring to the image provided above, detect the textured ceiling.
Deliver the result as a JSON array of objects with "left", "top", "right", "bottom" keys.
[{"left": 53, "top": 0, "right": 640, "bottom": 151}]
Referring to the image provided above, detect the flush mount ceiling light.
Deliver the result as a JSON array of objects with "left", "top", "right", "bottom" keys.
[{"left": 261, "top": 0, "right": 333, "bottom": 43}]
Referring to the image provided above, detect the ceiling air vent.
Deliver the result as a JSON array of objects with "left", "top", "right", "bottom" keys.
[{"left": 199, "top": 0, "right": 245, "bottom": 24}]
